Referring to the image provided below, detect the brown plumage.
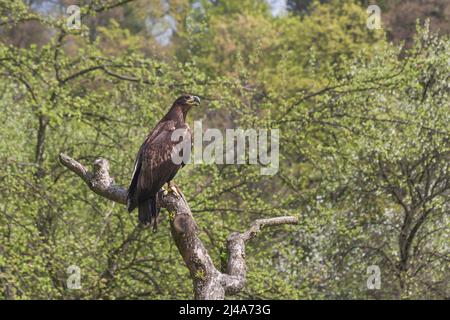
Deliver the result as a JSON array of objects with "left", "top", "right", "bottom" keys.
[{"left": 127, "top": 95, "right": 200, "bottom": 229}]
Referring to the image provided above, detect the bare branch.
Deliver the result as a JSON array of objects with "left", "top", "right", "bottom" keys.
[
  {"left": 58, "top": 153, "right": 126, "bottom": 204},
  {"left": 58, "top": 153, "right": 299, "bottom": 299},
  {"left": 223, "top": 216, "right": 298, "bottom": 294},
  {"left": 241, "top": 216, "right": 299, "bottom": 242}
]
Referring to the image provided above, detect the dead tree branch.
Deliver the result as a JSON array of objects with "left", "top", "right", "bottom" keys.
[{"left": 58, "top": 153, "right": 299, "bottom": 299}]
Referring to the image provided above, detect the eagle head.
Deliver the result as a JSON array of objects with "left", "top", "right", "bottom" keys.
[{"left": 174, "top": 94, "right": 201, "bottom": 111}]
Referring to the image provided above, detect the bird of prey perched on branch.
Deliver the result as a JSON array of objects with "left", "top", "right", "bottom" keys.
[{"left": 127, "top": 95, "right": 200, "bottom": 229}]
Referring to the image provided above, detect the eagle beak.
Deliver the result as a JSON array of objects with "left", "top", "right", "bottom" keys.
[{"left": 188, "top": 95, "right": 201, "bottom": 106}]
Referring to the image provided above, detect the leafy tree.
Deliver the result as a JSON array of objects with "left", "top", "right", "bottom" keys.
[{"left": 0, "top": 0, "right": 448, "bottom": 299}]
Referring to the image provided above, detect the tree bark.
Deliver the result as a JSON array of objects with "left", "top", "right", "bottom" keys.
[{"left": 59, "top": 153, "right": 298, "bottom": 300}]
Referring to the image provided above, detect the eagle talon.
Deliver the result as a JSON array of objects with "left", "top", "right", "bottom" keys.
[
  {"left": 169, "top": 185, "right": 180, "bottom": 198},
  {"left": 168, "top": 181, "right": 181, "bottom": 198}
]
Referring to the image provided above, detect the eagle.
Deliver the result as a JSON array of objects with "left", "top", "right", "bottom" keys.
[{"left": 127, "top": 95, "right": 200, "bottom": 229}]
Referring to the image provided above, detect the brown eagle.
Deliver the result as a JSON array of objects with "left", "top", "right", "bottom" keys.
[{"left": 127, "top": 95, "right": 200, "bottom": 229}]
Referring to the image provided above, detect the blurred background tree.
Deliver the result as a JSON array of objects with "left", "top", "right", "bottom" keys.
[{"left": 0, "top": 0, "right": 448, "bottom": 299}]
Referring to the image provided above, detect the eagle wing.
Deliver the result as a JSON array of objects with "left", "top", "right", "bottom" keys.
[{"left": 127, "top": 120, "right": 191, "bottom": 212}]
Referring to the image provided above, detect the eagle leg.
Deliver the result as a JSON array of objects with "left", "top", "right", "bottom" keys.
[{"left": 167, "top": 181, "right": 181, "bottom": 198}]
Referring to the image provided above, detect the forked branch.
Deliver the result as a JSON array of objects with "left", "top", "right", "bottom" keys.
[{"left": 58, "top": 153, "right": 298, "bottom": 299}]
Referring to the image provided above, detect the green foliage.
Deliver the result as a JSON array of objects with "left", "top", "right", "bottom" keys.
[{"left": 0, "top": 0, "right": 448, "bottom": 300}]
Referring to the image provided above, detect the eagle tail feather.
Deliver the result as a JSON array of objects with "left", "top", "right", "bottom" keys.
[
  {"left": 127, "top": 196, "right": 136, "bottom": 213},
  {"left": 151, "top": 196, "right": 159, "bottom": 231},
  {"left": 138, "top": 197, "right": 159, "bottom": 230}
]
